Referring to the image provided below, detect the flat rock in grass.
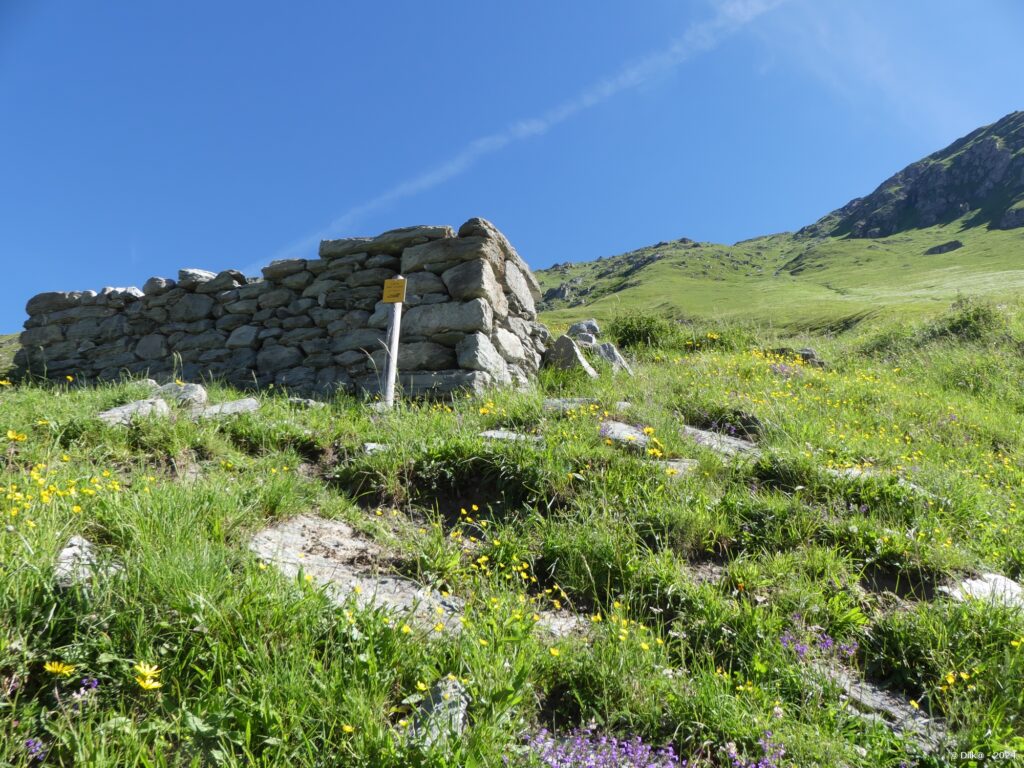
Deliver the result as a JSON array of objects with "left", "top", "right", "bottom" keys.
[
  {"left": 599, "top": 420, "right": 649, "bottom": 449},
  {"left": 534, "top": 611, "right": 586, "bottom": 638},
  {"left": 363, "top": 442, "right": 390, "bottom": 455},
  {"left": 681, "top": 425, "right": 759, "bottom": 457},
  {"left": 287, "top": 397, "right": 326, "bottom": 409},
  {"left": 193, "top": 398, "right": 260, "bottom": 420},
  {"left": 938, "top": 573, "right": 1023, "bottom": 609},
  {"left": 156, "top": 382, "right": 208, "bottom": 408},
  {"left": 542, "top": 397, "right": 631, "bottom": 414},
  {"left": 407, "top": 678, "right": 470, "bottom": 749},
  {"left": 54, "top": 536, "right": 121, "bottom": 588},
  {"left": 250, "top": 514, "right": 463, "bottom": 632},
  {"left": 98, "top": 398, "right": 171, "bottom": 427},
  {"left": 655, "top": 458, "right": 699, "bottom": 479},
  {"left": 479, "top": 429, "right": 543, "bottom": 443},
  {"left": 814, "top": 663, "right": 947, "bottom": 754}
]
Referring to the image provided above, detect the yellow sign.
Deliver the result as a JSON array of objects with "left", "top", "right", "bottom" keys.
[{"left": 382, "top": 278, "right": 407, "bottom": 304}]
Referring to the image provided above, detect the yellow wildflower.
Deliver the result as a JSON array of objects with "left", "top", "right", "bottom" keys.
[{"left": 44, "top": 661, "right": 76, "bottom": 677}]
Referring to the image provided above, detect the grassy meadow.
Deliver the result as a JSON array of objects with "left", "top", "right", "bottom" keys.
[
  {"left": 537, "top": 221, "right": 1024, "bottom": 333},
  {"left": 1, "top": 296, "right": 1023, "bottom": 766}
]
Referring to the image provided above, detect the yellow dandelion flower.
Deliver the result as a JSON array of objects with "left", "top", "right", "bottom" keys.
[
  {"left": 342, "top": 724, "right": 355, "bottom": 734},
  {"left": 136, "top": 676, "right": 162, "bottom": 690},
  {"left": 479, "top": 638, "right": 489, "bottom": 646},
  {"left": 133, "top": 662, "right": 161, "bottom": 678},
  {"left": 44, "top": 661, "right": 76, "bottom": 676},
  {"left": 416, "top": 681, "right": 428, "bottom": 692},
  {"left": 549, "top": 647, "right": 560, "bottom": 657},
  {"left": 909, "top": 699, "right": 919, "bottom": 710},
  {"left": 400, "top": 624, "right": 412, "bottom": 634}
]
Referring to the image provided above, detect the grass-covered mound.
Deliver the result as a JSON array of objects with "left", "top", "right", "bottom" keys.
[{"left": 1, "top": 299, "right": 1023, "bottom": 766}]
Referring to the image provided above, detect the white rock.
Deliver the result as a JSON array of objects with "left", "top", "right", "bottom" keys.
[
  {"left": 681, "top": 425, "right": 759, "bottom": 457},
  {"left": 98, "top": 398, "right": 171, "bottom": 427},
  {"left": 600, "top": 421, "right": 649, "bottom": 448},
  {"left": 479, "top": 429, "right": 543, "bottom": 443},
  {"left": 250, "top": 515, "right": 463, "bottom": 631},
  {"left": 939, "top": 573, "right": 1023, "bottom": 609},
  {"left": 157, "top": 382, "right": 208, "bottom": 408},
  {"left": 54, "top": 536, "right": 121, "bottom": 588},
  {"left": 193, "top": 398, "right": 261, "bottom": 420}
]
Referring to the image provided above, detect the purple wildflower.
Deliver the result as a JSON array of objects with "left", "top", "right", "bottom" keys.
[
  {"left": 527, "top": 726, "right": 683, "bottom": 767},
  {"left": 726, "top": 731, "right": 786, "bottom": 768},
  {"left": 816, "top": 633, "right": 834, "bottom": 652},
  {"left": 25, "top": 738, "right": 46, "bottom": 761},
  {"left": 838, "top": 641, "right": 859, "bottom": 659}
]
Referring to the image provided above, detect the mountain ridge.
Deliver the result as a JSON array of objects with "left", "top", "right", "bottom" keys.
[{"left": 537, "top": 111, "right": 1024, "bottom": 330}]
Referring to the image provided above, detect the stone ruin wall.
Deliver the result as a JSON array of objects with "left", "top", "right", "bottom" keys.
[{"left": 15, "top": 218, "right": 551, "bottom": 397}]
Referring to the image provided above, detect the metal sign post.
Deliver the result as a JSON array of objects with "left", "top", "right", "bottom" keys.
[{"left": 381, "top": 276, "right": 407, "bottom": 409}]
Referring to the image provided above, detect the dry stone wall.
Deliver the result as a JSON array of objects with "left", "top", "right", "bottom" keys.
[{"left": 16, "top": 218, "right": 550, "bottom": 396}]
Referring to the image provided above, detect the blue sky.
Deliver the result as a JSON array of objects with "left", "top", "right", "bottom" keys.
[{"left": 2, "top": 0, "right": 1022, "bottom": 331}]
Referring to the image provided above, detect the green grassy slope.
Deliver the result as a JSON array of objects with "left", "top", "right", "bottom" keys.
[
  {"left": 0, "top": 333, "right": 18, "bottom": 375},
  {"left": 2, "top": 304, "right": 1023, "bottom": 765},
  {"left": 537, "top": 220, "right": 1024, "bottom": 331}
]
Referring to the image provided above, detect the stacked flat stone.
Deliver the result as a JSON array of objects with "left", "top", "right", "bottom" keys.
[{"left": 16, "top": 219, "right": 549, "bottom": 397}]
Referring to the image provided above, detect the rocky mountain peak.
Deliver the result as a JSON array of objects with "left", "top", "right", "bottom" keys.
[{"left": 800, "top": 110, "right": 1024, "bottom": 238}]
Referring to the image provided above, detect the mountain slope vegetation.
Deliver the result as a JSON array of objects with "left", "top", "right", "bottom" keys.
[{"left": 538, "top": 112, "right": 1024, "bottom": 332}]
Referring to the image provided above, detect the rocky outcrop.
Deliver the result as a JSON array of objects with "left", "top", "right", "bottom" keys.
[
  {"left": 800, "top": 111, "right": 1024, "bottom": 238},
  {"left": 16, "top": 219, "right": 548, "bottom": 397}
]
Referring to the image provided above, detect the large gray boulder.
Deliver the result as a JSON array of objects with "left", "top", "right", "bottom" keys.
[
  {"left": 542, "top": 335, "right": 597, "bottom": 379},
  {"left": 169, "top": 293, "right": 215, "bottom": 322},
  {"left": 370, "top": 342, "right": 455, "bottom": 371},
  {"left": 257, "top": 345, "right": 303, "bottom": 373},
  {"left": 456, "top": 332, "right": 510, "bottom": 383},
  {"left": 441, "top": 259, "right": 507, "bottom": 317},
  {"left": 26, "top": 291, "right": 85, "bottom": 315},
  {"left": 177, "top": 268, "right": 217, "bottom": 290},
  {"left": 402, "top": 299, "right": 493, "bottom": 337},
  {"left": 367, "top": 224, "right": 455, "bottom": 254},
  {"left": 142, "top": 277, "right": 176, "bottom": 296}
]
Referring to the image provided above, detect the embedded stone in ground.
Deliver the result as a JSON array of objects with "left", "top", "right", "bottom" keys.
[
  {"left": 98, "top": 398, "right": 171, "bottom": 427},
  {"left": 542, "top": 397, "right": 631, "bottom": 414},
  {"left": 407, "top": 678, "right": 470, "bottom": 748},
  {"left": 813, "top": 663, "right": 948, "bottom": 754},
  {"left": 156, "top": 381, "right": 208, "bottom": 408},
  {"left": 250, "top": 514, "right": 463, "bottom": 631},
  {"left": 479, "top": 429, "right": 543, "bottom": 443},
  {"left": 534, "top": 611, "right": 586, "bottom": 638},
  {"left": 681, "top": 425, "right": 759, "bottom": 457},
  {"left": 54, "top": 536, "right": 121, "bottom": 588},
  {"left": 599, "top": 420, "right": 649, "bottom": 449},
  {"left": 655, "top": 459, "right": 699, "bottom": 479},
  {"left": 363, "top": 442, "right": 390, "bottom": 455},
  {"left": 193, "top": 398, "right": 261, "bottom": 420},
  {"left": 938, "top": 573, "right": 1023, "bottom": 610}
]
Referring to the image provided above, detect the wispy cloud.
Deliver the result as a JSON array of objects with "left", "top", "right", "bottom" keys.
[{"left": 260, "top": 0, "right": 783, "bottom": 269}]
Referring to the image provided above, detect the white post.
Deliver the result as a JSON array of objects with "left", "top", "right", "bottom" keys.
[{"left": 383, "top": 276, "right": 405, "bottom": 409}]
